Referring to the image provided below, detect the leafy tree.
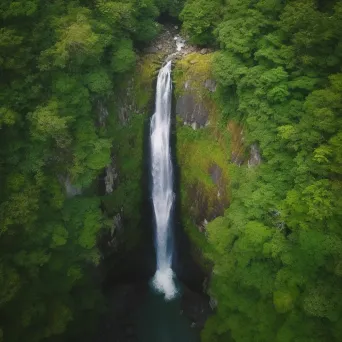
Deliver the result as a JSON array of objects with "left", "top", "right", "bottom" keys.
[
  {"left": 181, "top": 0, "right": 342, "bottom": 341},
  {"left": 0, "top": 0, "right": 160, "bottom": 341},
  {"left": 180, "top": 0, "right": 222, "bottom": 45}
]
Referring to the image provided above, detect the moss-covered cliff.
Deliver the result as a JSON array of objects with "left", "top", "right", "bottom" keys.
[
  {"left": 100, "top": 53, "right": 162, "bottom": 255},
  {"left": 173, "top": 52, "right": 233, "bottom": 263}
]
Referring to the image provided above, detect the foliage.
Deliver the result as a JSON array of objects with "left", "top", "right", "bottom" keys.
[
  {"left": 180, "top": 0, "right": 342, "bottom": 341},
  {"left": 0, "top": 0, "right": 160, "bottom": 341},
  {"left": 180, "top": 0, "right": 222, "bottom": 45},
  {"left": 154, "top": 0, "right": 186, "bottom": 17}
]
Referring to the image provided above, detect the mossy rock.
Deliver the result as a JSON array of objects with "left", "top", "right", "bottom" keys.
[
  {"left": 173, "top": 52, "right": 219, "bottom": 129},
  {"left": 174, "top": 52, "right": 215, "bottom": 99},
  {"left": 134, "top": 53, "right": 163, "bottom": 111},
  {"left": 174, "top": 53, "right": 236, "bottom": 254},
  {"left": 176, "top": 121, "right": 231, "bottom": 246}
]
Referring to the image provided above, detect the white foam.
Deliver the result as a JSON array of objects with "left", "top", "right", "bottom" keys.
[
  {"left": 152, "top": 268, "right": 178, "bottom": 300},
  {"left": 174, "top": 35, "right": 186, "bottom": 52}
]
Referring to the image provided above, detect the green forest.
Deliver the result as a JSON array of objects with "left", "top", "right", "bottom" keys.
[{"left": 1, "top": 0, "right": 342, "bottom": 342}]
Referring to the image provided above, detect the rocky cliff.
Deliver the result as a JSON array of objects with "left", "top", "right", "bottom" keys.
[
  {"left": 173, "top": 50, "right": 261, "bottom": 265},
  {"left": 173, "top": 52, "right": 230, "bottom": 256}
]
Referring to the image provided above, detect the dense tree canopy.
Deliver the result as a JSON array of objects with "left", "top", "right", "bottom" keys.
[
  {"left": 2, "top": 0, "right": 342, "bottom": 341},
  {"left": 0, "top": 1, "right": 163, "bottom": 341},
  {"left": 182, "top": 0, "right": 342, "bottom": 341}
]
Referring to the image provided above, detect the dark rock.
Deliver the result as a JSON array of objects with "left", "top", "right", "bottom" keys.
[
  {"left": 181, "top": 286, "right": 213, "bottom": 332},
  {"left": 143, "top": 46, "right": 158, "bottom": 53},
  {"left": 187, "top": 182, "right": 228, "bottom": 225},
  {"left": 209, "top": 164, "right": 222, "bottom": 185},
  {"left": 94, "top": 283, "right": 146, "bottom": 342},
  {"left": 176, "top": 93, "right": 209, "bottom": 128}
]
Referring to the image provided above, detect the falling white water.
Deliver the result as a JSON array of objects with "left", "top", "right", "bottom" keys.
[{"left": 151, "top": 61, "right": 177, "bottom": 300}]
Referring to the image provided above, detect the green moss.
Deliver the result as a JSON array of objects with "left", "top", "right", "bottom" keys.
[
  {"left": 174, "top": 52, "right": 221, "bottom": 129},
  {"left": 174, "top": 52, "right": 215, "bottom": 98},
  {"left": 102, "top": 113, "right": 146, "bottom": 249},
  {"left": 134, "top": 53, "right": 163, "bottom": 110},
  {"left": 183, "top": 217, "right": 213, "bottom": 272},
  {"left": 174, "top": 53, "right": 233, "bottom": 257},
  {"left": 176, "top": 121, "right": 231, "bottom": 246},
  {"left": 177, "top": 123, "right": 229, "bottom": 187}
]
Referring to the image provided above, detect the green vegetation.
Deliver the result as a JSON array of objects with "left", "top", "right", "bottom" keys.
[
  {"left": 0, "top": 1, "right": 163, "bottom": 341},
  {"left": 180, "top": 0, "right": 342, "bottom": 341},
  {"left": 174, "top": 52, "right": 214, "bottom": 98},
  {"left": 174, "top": 53, "right": 229, "bottom": 269},
  {"left": 154, "top": 0, "right": 186, "bottom": 17},
  {"left": 2, "top": 0, "right": 342, "bottom": 341},
  {"left": 101, "top": 54, "right": 161, "bottom": 250}
]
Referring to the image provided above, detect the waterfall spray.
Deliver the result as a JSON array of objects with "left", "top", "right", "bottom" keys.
[{"left": 150, "top": 61, "right": 177, "bottom": 300}]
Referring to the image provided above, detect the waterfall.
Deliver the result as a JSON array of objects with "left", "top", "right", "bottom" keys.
[{"left": 150, "top": 61, "right": 177, "bottom": 300}]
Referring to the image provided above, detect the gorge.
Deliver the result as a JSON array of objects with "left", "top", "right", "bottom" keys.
[{"left": 1, "top": 1, "right": 342, "bottom": 342}]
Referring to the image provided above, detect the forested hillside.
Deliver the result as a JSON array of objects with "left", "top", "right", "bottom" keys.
[
  {"left": 180, "top": 0, "right": 342, "bottom": 341},
  {"left": 0, "top": 1, "right": 172, "bottom": 341},
  {"left": 1, "top": 0, "right": 342, "bottom": 342}
]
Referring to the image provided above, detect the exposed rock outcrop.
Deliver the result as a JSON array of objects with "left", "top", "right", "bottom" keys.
[
  {"left": 174, "top": 52, "right": 231, "bottom": 246},
  {"left": 176, "top": 93, "right": 209, "bottom": 129},
  {"left": 248, "top": 143, "right": 261, "bottom": 167},
  {"left": 174, "top": 53, "right": 216, "bottom": 129},
  {"left": 104, "top": 156, "right": 118, "bottom": 194}
]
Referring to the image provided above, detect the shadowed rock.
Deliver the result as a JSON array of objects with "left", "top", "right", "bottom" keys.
[{"left": 176, "top": 94, "right": 209, "bottom": 128}]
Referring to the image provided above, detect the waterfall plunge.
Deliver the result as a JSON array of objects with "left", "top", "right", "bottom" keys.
[{"left": 151, "top": 61, "right": 177, "bottom": 300}]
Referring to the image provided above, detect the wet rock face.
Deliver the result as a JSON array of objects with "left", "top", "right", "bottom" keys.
[{"left": 176, "top": 93, "right": 209, "bottom": 129}]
